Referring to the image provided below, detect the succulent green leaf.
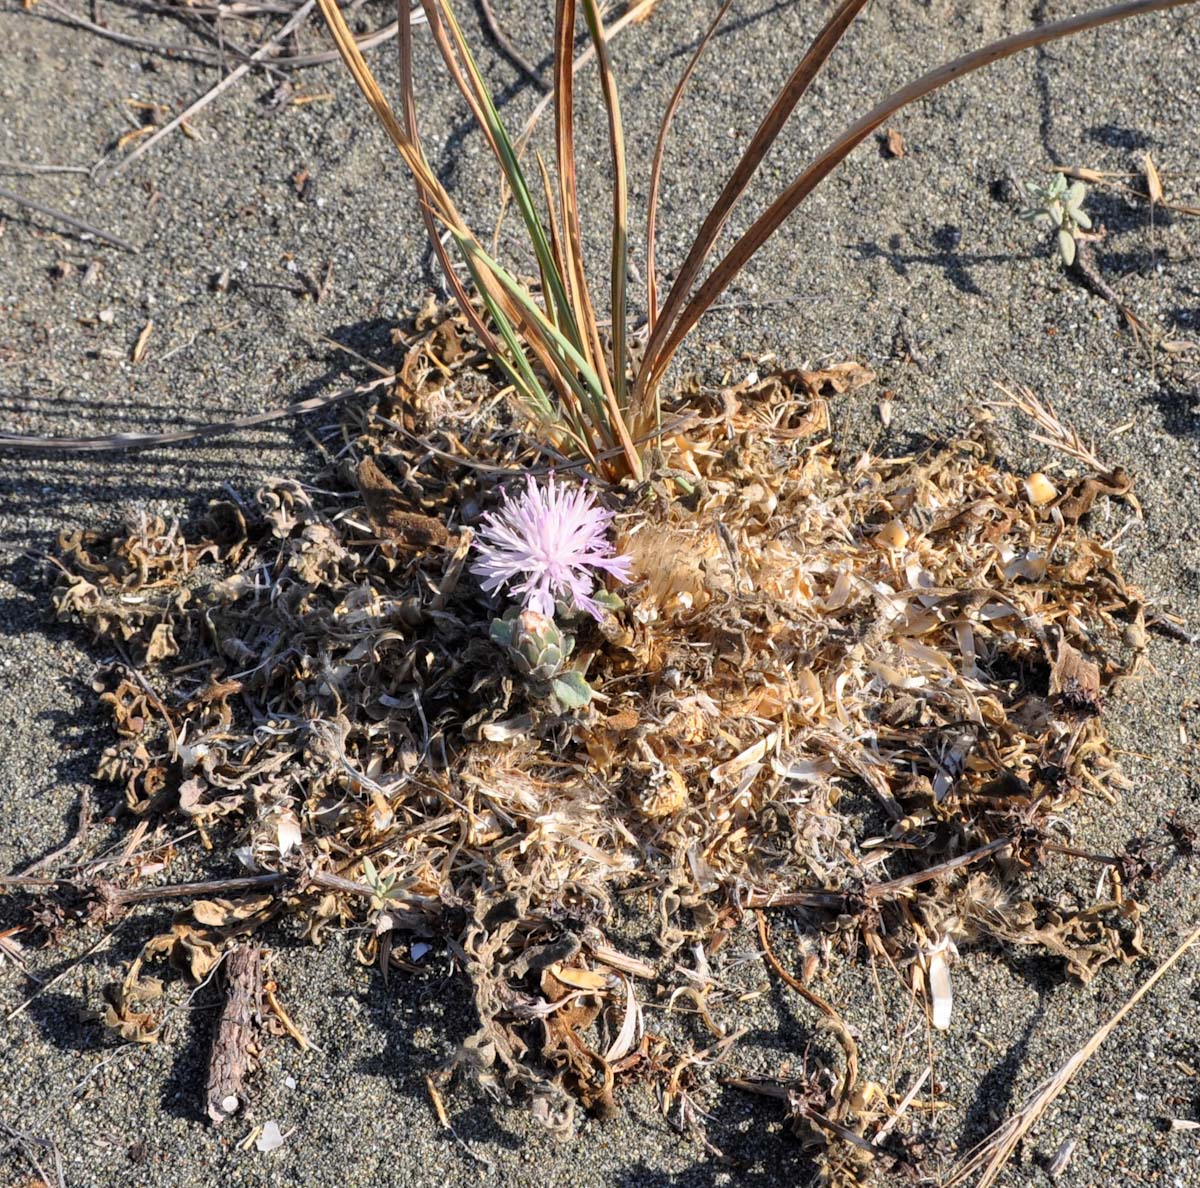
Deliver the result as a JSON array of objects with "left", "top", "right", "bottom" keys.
[
  {"left": 551, "top": 670, "right": 595, "bottom": 709},
  {"left": 1057, "top": 228, "right": 1077, "bottom": 267}
]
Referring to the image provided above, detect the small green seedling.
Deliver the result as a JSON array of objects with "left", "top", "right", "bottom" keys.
[{"left": 1021, "top": 173, "right": 1093, "bottom": 267}]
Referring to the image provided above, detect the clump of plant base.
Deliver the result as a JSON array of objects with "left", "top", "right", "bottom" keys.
[{"left": 44, "top": 317, "right": 1172, "bottom": 1181}]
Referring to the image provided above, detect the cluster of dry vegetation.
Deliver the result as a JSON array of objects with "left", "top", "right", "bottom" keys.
[{"left": 38, "top": 313, "right": 1181, "bottom": 1179}]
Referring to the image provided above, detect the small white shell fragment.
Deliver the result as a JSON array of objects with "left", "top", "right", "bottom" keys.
[
  {"left": 1024, "top": 472, "right": 1058, "bottom": 506},
  {"left": 1047, "top": 1138, "right": 1077, "bottom": 1178},
  {"left": 256, "top": 1120, "right": 286, "bottom": 1153},
  {"left": 927, "top": 948, "right": 953, "bottom": 1030}
]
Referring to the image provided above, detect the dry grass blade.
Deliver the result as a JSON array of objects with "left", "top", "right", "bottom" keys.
[
  {"left": 554, "top": 0, "right": 613, "bottom": 401},
  {"left": 520, "top": 0, "right": 656, "bottom": 144},
  {"left": 0, "top": 184, "right": 137, "bottom": 252},
  {"left": 101, "top": 0, "right": 318, "bottom": 182},
  {"left": 995, "top": 383, "right": 1110, "bottom": 473},
  {"left": 581, "top": 0, "right": 630, "bottom": 416},
  {"left": 645, "top": 0, "right": 733, "bottom": 335},
  {"left": 945, "top": 924, "right": 1200, "bottom": 1187},
  {"left": 397, "top": 0, "right": 504, "bottom": 364},
  {"left": 635, "top": 0, "right": 871, "bottom": 408},
  {"left": 0, "top": 377, "right": 385, "bottom": 452},
  {"left": 640, "top": 0, "right": 1200, "bottom": 402}
]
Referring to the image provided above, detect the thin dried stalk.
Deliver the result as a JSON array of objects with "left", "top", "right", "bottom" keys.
[
  {"left": 554, "top": 0, "right": 615, "bottom": 403},
  {"left": 636, "top": 0, "right": 871, "bottom": 410},
  {"left": 644, "top": 0, "right": 733, "bottom": 335}
]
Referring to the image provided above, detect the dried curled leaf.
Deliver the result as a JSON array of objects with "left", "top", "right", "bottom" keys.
[{"left": 97, "top": 961, "right": 164, "bottom": 1043}]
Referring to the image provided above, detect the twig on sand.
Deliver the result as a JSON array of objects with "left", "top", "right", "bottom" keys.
[
  {"left": 99, "top": 0, "right": 317, "bottom": 182},
  {"left": 0, "top": 184, "right": 138, "bottom": 252},
  {"left": 479, "top": 0, "right": 547, "bottom": 91},
  {"left": 36, "top": 0, "right": 418, "bottom": 73},
  {"left": 945, "top": 923, "right": 1200, "bottom": 1187},
  {"left": 5, "top": 927, "right": 119, "bottom": 1022},
  {"left": 0, "top": 375, "right": 388, "bottom": 452},
  {"left": 0, "top": 159, "right": 91, "bottom": 176},
  {"left": 0, "top": 1116, "right": 66, "bottom": 1188},
  {"left": 206, "top": 943, "right": 263, "bottom": 1125}
]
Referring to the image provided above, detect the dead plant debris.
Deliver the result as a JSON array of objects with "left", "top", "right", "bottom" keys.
[{"left": 13, "top": 303, "right": 1188, "bottom": 1182}]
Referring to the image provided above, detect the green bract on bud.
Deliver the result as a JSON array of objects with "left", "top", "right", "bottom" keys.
[
  {"left": 491, "top": 608, "right": 574, "bottom": 681},
  {"left": 489, "top": 608, "right": 595, "bottom": 710}
]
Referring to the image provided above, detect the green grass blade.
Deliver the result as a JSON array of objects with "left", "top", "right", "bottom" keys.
[
  {"left": 437, "top": 0, "right": 581, "bottom": 350},
  {"left": 456, "top": 235, "right": 611, "bottom": 430}
]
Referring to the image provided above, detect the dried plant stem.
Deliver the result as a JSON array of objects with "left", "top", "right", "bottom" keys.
[
  {"left": 756, "top": 911, "right": 859, "bottom": 1110},
  {"left": 0, "top": 375, "right": 387, "bottom": 453},
  {"left": 108, "top": 874, "right": 286, "bottom": 905},
  {"left": 205, "top": 943, "right": 263, "bottom": 1125},
  {"left": 0, "top": 185, "right": 137, "bottom": 252},
  {"left": 743, "top": 838, "right": 1012, "bottom": 910},
  {"left": 866, "top": 838, "right": 1011, "bottom": 897},
  {"left": 17, "top": 790, "right": 92, "bottom": 876},
  {"left": 101, "top": 0, "right": 317, "bottom": 182},
  {"left": 946, "top": 923, "right": 1200, "bottom": 1187}
]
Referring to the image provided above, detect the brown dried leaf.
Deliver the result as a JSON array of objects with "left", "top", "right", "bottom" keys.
[
  {"left": 191, "top": 896, "right": 275, "bottom": 928},
  {"left": 356, "top": 457, "right": 450, "bottom": 549},
  {"left": 791, "top": 360, "right": 876, "bottom": 396},
  {"left": 98, "top": 963, "right": 163, "bottom": 1043},
  {"left": 145, "top": 920, "right": 225, "bottom": 982},
  {"left": 883, "top": 127, "right": 907, "bottom": 158},
  {"left": 1050, "top": 637, "right": 1102, "bottom": 718},
  {"left": 1142, "top": 150, "right": 1163, "bottom": 205},
  {"left": 131, "top": 319, "right": 154, "bottom": 364}
]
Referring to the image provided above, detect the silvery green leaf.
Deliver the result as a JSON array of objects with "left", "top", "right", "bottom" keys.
[
  {"left": 1065, "top": 181, "right": 1086, "bottom": 211},
  {"left": 592, "top": 589, "right": 624, "bottom": 612},
  {"left": 362, "top": 856, "right": 381, "bottom": 893},
  {"left": 490, "top": 617, "right": 517, "bottom": 648},
  {"left": 551, "top": 671, "right": 594, "bottom": 709},
  {"left": 1047, "top": 201, "right": 1064, "bottom": 225},
  {"left": 1058, "top": 229, "right": 1077, "bottom": 267},
  {"left": 1073, "top": 209, "right": 1093, "bottom": 230},
  {"left": 1048, "top": 173, "right": 1067, "bottom": 197}
]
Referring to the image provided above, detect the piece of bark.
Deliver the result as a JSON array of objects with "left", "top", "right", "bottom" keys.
[
  {"left": 206, "top": 943, "right": 262, "bottom": 1125},
  {"left": 356, "top": 457, "right": 450, "bottom": 549}
]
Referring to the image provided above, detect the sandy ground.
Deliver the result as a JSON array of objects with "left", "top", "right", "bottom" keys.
[{"left": 1, "top": 1, "right": 1199, "bottom": 1184}]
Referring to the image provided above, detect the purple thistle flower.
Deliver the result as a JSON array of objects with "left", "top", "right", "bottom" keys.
[{"left": 470, "top": 474, "right": 632, "bottom": 621}]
